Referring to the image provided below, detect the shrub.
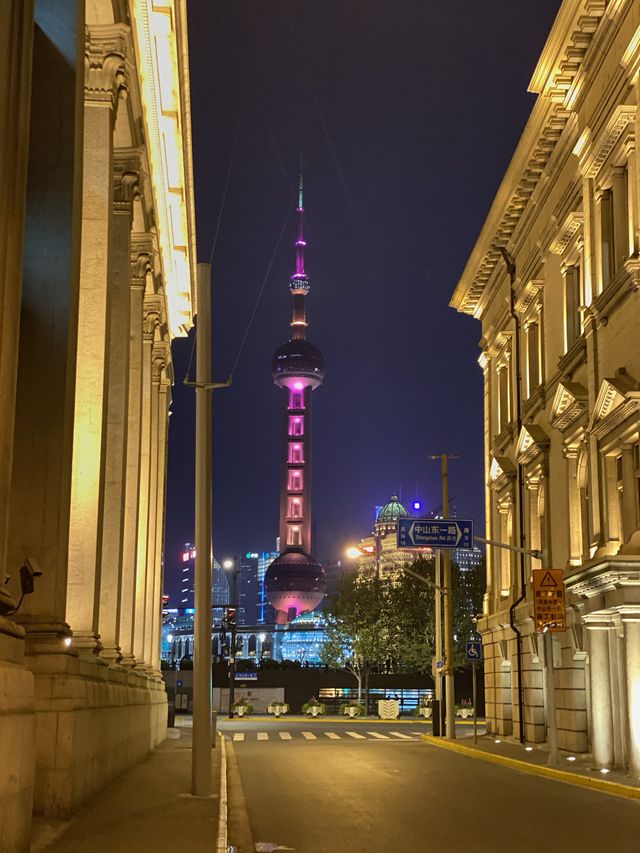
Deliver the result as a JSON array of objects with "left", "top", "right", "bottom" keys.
[
  {"left": 301, "top": 699, "right": 327, "bottom": 715},
  {"left": 340, "top": 702, "right": 366, "bottom": 716}
]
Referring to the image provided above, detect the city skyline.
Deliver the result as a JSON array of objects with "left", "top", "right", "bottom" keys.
[{"left": 163, "top": 1, "right": 563, "bottom": 567}]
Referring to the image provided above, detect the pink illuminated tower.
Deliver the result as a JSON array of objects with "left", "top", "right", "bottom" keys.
[{"left": 264, "top": 169, "right": 325, "bottom": 624}]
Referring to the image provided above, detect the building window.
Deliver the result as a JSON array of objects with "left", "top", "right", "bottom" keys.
[
  {"left": 525, "top": 320, "right": 540, "bottom": 397},
  {"left": 289, "top": 389, "right": 305, "bottom": 410},
  {"left": 288, "top": 469, "right": 303, "bottom": 492},
  {"left": 564, "top": 264, "right": 581, "bottom": 350},
  {"left": 497, "top": 363, "right": 510, "bottom": 433},
  {"left": 600, "top": 188, "right": 614, "bottom": 288},
  {"left": 288, "top": 497, "right": 302, "bottom": 518},
  {"left": 288, "top": 442, "right": 304, "bottom": 464},
  {"left": 288, "top": 416, "right": 304, "bottom": 437},
  {"left": 287, "top": 525, "right": 302, "bottom": 546}
]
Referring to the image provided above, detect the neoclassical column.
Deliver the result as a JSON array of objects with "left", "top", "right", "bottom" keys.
[
  {"left": 479, "top": 351, "right": 494, "bottom": 613},
  {"left": 65, "top": 26, "right": 128, "bottom": 651},
  {"left": 622, "top": 612, "right": 640, "bottom": 776},
  {"left": 96, "top": 154, "right": 139, "bottom": 660},
  {"left": 0, "top": 0, "right": 34, "bottom": 611},
  {"left": 142, "top": 345, "right": 164, "bottom": 669},
  {"left": 133, "top": 303, "right": 159, "bottom": 667},
  {"left": 586, "top": 622, "right": 615, "bottom": 769},
  {"left": 117, "top": 246, "right": 151, "bottom": 665},
  {"left": 151, "top": 365, "right": 171, "bottom": 671}
]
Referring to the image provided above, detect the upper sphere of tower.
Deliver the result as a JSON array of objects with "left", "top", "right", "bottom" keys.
[{"left": 272, "top": 338, "right": 325, "bottom": 389}]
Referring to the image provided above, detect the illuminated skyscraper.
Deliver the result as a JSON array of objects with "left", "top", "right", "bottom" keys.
[{"left": 265, "top": 170, "right": 325, "bottom": 623}]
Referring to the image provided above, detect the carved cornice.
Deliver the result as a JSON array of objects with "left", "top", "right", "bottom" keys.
[
  {"left": 514, "top": 280, "right": 544, "bottom": 316},
  {"left": 550, "top": 381, "right": 588, "bottom": 432},
  {"left": 516, "top": 423, "right": 550, "bottom": 467},
  {"left": 589, "top": 370, "right": 640, "bottom": 439},
  {"left": 489, "top": 455, "right": 517, "bottom": 493},
  {"left": 85, "top": 24, "right": 129, "bottom": 108},
  {"left": 579, "top": 104, "right": 637, "bottom": 179},
  {"left": 549, "top": 211, "right": 584, "bottom": 255}
]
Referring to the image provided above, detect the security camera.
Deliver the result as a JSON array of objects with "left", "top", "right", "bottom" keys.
[{"left": 19, "top": 557, "right": 42, "bottom": 597}]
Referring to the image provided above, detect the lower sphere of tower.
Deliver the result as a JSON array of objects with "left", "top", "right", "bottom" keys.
[{"left": 265, "top": 548, "right": 325, "bottom": 622}]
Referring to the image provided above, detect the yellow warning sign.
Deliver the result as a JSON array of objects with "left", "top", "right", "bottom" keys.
[{"left": 532, "top": 568, "right": 566, "bottom": 633}]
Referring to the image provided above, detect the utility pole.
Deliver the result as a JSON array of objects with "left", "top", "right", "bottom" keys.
[
  {"left": 429, "top": 453, "right": 458, "bottom": 739},
  {"left": 224, "top": 558, "right": 238, "bottom": 719},
  {"left": 434, "top": 549, "right": 443, "bottom": 734},
  {"left": 192, "top": 263, "right": 213, "bottom": 797}
]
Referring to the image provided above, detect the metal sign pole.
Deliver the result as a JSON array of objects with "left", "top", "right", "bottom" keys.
[
  {"left": 434, "top": 548, "right": 442, "bottom": 735},
  {"left": 472, "top": 660, "right": 478, "bottom": 745}
]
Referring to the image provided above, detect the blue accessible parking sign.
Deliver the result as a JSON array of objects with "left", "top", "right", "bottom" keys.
[{"left": 466, "top": 641, "right": 482, "bottom": 661}]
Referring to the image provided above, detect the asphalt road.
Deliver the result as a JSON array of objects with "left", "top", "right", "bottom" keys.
[{"left": 227, "top": 722, "right": 640, "bottom": 853}]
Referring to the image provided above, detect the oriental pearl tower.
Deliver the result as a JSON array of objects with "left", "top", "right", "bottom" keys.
[{"left": 265, "top": 169, "right": 325, "bottom": 624}]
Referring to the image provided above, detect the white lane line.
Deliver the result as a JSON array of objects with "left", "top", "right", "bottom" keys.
[
  {"left": 233, "top": 732, "right": 245, "bottom": 742},
  {"left": 390, "top": 731, "right": 412, "bottom": 739},
  {"left": 257, "top": 732, "right": 269, "bottom": 741},
  {"left": 411, "top": 731, "right": 423, "bottom": 735},
  {"left": 367, "top": 731, "right": 389, "bottom": 739},
  {"left": 346, "top": 731, "right": 366, "bottom": 739},
  {"left": 301, "top": 731, "right": 317, "bottom": 740},
  {"left": 279, "top": 732, "right": 292, "bottom": 740},
  {"left": 324, "top": 732, "right": 341, "bottom": 739}
]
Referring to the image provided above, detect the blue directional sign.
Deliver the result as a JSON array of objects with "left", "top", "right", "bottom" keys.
[
  {"left": 397, "top": 517, "right": 474, "bottom": 550},
  {"left": 466, "top": 641, "right": 482, "bottom": 662}
]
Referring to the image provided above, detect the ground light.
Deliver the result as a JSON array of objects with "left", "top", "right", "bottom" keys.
[
  {"left": 566, "top": 756, "right": 576, "bottom": 761},
  {"left": 525, "top": 746, "right": 533, "bottom": 752}
]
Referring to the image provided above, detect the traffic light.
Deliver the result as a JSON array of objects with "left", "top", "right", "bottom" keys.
[{"left": 227, "top": 607, "right": 237, "bottom": 629}]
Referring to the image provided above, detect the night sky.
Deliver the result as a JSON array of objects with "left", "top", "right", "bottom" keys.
[{"left": 164, "top": 0, "right": 562, "bottom": 602}]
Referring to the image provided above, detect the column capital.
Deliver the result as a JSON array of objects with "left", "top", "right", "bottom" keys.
[
  {"left": 113, "top": 149, "right": 142, "bottom": 214},
  {"left": 84, "top": 24, "right": 129, "bottom": 108},
  {"left": 131, "top": 251, "right": 151, "bottom": 291}
]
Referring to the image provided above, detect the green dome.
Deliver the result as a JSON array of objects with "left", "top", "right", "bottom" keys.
[{"left": 377, "top": 495, "right": 409, "bottom": 523}]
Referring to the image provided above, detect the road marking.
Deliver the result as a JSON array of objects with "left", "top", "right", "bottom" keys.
[
  {"left": 233, "top": 732, "right": 244, "bottom": 742},
  {"left": 346, "top": 731, "right": 366, "bottom": 739},
  {"left": 390, "top": 731, "right": 412, "bottom": 739},
  {"left": 324, "top": 732, "right": 341, "bottom": 739},
  {"left": 412, "top": 731, "right": 424, "bottom": 735},
  {"left": 257, "top": 732, "right": 269, "bottom": 741},
  {"left": 367, "top": 731, "right": 389, "bottom": 739},
  {"left": 279, "top": 732, "right": 292, "bottom": 740},
  {"left": 301, "top": 731, "right": 317, "bottom": 740}
]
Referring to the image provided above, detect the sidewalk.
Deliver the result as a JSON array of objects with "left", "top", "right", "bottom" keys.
[
  {"left": 422, "top": 730, "right": 640, "bottom": 800},
  {"left": 31, "top": 727, "right": 221, "bottom": 853}
]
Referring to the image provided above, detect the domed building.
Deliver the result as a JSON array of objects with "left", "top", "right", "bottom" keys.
[
  {"left": 265, "top": 169, "right": 326, "bottom": 623},
  {"left": 375, "top": 494, "right": 409, "bottom": 536},
  {"left": 350, "top": 494, "right": 429, "bottom": 581}
]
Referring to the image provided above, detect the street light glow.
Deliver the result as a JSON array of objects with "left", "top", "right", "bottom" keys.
[
  {"left": 223, "top": 559, "right": 233, "bottom": 569},
  {"left": 346, "top": 547, "right": 362, "bottom": 559}
]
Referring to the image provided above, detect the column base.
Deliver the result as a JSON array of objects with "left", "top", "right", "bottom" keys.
[{"left": 17, "top": 615, "right": 75, "bottom": 656}]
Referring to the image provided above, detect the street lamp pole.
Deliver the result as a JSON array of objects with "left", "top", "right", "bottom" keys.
[
  {"left": 192, "top": 263, "right": 213, "bottom": 797},
  {"left": 227, "top": 558, "right": 238, "bottom": 719}
]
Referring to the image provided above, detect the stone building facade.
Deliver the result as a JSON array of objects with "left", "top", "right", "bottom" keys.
[
  {"left": 452, "top": 0, "right": 640, "bottom": 775},
  {"left": 0, "top": 1, "right": 196, "bottom": 848}
]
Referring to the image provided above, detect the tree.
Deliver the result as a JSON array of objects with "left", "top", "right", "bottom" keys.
[
  {"left": 320, "top": 573, "right": 387, "bottom": 702},
  {"left": 387, "top": 557, "right": 436, "bottom": 673}
]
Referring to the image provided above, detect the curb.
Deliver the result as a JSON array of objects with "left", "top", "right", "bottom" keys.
[
  {"left": 217, "top": 732, "right": 228, "bottom": 852},
  {"left": 223, "top": 715, "right": 485, "bottom": 725},
  {"left": 420, "top": 735, "right": 640, "bottom": 802}
]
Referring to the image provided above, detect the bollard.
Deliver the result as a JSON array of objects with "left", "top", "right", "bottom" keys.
[
  {"left": 167, "top": 699, "right": 176, "bottom": 729},
  {"left": 432, "top": 699, "right": 441, "bottom": 737},
  {"left": 211, "top": 710, "right": 218, "bottom": 747}
]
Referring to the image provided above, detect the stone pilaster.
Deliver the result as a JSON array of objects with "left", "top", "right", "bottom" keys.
[
  {"left": 152, "top": 369, "right": 171, "bottom": 670},
  {"left": 0, "top": 0, "right": 34, "bottom": 609},
  {"left": 97, "top": 153, "right": 140, "bottom": 661},
  {"left": 622, "top": 613, "right": 640, "bottom": 776},
  {"left": 66, "top": 25, "right": 128, "bottom": 651},
  {"left": 586, "top": 622, "right": 615, "bottom": 768},
  {"left": 133, "top": 305, "right": 159, "bottom": 667},
  {"left": 117, "top": 247, "right": 150, "bottom": 666}
]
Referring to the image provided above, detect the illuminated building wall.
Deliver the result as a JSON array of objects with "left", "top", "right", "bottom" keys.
[
  {"left": 451, "top": 1, "right": 640, "bottom": 770},
  {"left": 0, "top": 0, "right": 197, "bottom": 839}
]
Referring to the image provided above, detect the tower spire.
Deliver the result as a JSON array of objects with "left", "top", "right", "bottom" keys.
[{"left": 290, "top": 153, "right": 310, "bottom": 338}]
